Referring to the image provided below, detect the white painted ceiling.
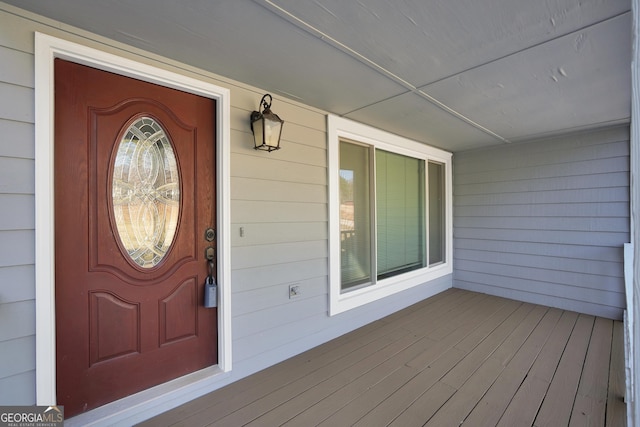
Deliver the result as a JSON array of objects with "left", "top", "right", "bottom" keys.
[{"left": 5, "top": 0, "right": 631, "bottom": 151}]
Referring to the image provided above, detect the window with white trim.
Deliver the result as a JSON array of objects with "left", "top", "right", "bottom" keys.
[{"left": 328, "top": 115, "right": 452, "bottom": 315}]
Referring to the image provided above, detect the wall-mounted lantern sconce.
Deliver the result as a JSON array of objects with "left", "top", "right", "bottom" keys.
[{"left": 250, "top": 94, "right": 284, "bottom": 152}]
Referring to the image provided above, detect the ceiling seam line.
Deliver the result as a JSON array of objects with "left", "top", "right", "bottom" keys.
[
  {"left": 422, "top": 9, "right": 632, "bottom": 88},
  {"left": 258, "top": 0, "right": 415, "bottom": 88},
  {"left": 343, "top": 9, "right": 632, "bottom": 130},
  {"left": 257, "top": 0, "right": 510, "bottom": 143},
  {"left": 343, "top": 89, "right": 511, "bottom": 144},
  {"left": 341, "top": 90, "right": 414, "bottom": 115}
]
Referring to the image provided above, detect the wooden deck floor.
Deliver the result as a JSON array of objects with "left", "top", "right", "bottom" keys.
[{"left": 140, "top": 289, "right": 626, "bottom": 426}]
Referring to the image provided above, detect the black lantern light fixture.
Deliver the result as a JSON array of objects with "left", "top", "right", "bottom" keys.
[{"left": 250, "top": 94, "right": 284, "bottom": 152}]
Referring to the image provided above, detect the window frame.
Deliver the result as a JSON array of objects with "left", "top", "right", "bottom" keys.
[{"left": 328, "top": 115, "right": 453, "bottom": 315}]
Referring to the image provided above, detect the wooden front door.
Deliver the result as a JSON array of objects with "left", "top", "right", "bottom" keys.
[{"left": 54, "top": 59, "right": 218, "bottom": 417}]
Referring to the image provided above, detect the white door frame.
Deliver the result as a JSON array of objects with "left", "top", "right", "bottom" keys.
[{"left": 34, "top": 33, "right": 232, "bottom": 425}]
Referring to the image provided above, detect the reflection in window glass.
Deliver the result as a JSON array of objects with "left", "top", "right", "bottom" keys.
[
  {"left": 339, "top": 140, "right": 447, "bottom": 293},
  {"left": 339, "top": 141, "right": 371, "bottom": 289},
  {"left": 376, "top": 149, "right": 425, "bottom": 279}
]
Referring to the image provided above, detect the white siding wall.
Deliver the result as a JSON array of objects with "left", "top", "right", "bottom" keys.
[
  {"left": 0, "top": 4, "right": 452, "bottom": 411},
  {"left": 453, "top": 126, "right": 630, "bottom": 320},
  {"left": 0, "top": 11, "right": 37, "bottom": 403}
]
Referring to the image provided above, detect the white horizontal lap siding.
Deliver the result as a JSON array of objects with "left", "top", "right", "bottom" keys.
[
  {"left": 0, "top": 14, "right": 37, "bottom": 406},
  {"left": 228, "top": 86, "right": 332, "bottom": 371},
  {"left": 453, "top": 126, "right": 630, "bottom": 320},
  {"left": 227, "top": 93, "right": 454, "bottom": 379}
]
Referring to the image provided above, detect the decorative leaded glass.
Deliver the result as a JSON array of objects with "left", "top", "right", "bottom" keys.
[{"left": 112, "top": 117, "right": 180, "bottom": 268}]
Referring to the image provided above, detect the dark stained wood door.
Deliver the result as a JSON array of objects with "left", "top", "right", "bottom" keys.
[{"left": 54, "top": 59, "right": 217, "bottom": 417}]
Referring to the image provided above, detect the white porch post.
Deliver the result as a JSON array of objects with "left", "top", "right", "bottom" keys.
[{"left": 629, "top": 1, "right": 640, "bottom": 426}]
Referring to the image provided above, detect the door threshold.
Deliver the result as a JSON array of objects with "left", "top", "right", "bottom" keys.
[{"left": 64, "top": 365, "right": 230, "bottom": 427}]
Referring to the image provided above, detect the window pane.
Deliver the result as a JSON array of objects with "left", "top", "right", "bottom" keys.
[
  {"left": 376, "top": 150, "right": 425, "bottom": 279},
  {"left": 428, "top": 161, "right": 445, "bottom": 265},
  {"left": 340, "top": 141, "right": 371, "bottom": 290}
]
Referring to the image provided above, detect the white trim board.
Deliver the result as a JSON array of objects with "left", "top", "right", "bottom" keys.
[
  {"left": 629, "top": 0, "right": 640, "bottom": 425},
  {"left": 327, "top": 114, "right": 453, "bottom": 315},
  {"left": 34, "top": 33, "right": 232, "bottom": 426}
]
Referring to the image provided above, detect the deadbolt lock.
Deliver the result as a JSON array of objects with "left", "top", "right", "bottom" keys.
[
  {"left": 205, "top": 228, "right": 216, "bottom": 242},
  {"left": 205, "top": 246, "right": 215, "bottom": 261}
]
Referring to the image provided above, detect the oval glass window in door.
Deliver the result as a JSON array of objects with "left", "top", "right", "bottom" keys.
[{"left": 111, "top": 116, "right": 180, "bottom": 268}]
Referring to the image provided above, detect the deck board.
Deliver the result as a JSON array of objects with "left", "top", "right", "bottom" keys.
[
  {"left": 462, "top": 308, "right": 562, "bottom": 426},
  {"left": 570, "top": 317, "right": 613, "bottom": 426},
  {"left": 440, "top": 302, "right": 533, "bottom": 389},
  {"left": 496, "top": 310, "right": 579, "bottom": 426},
  {"left": 240, "top": 333, "right": 425, "bottom": 426},
  {"left": 534, "top": 314, "right": 595, "bottom": 426},
  {"left": 355, "top": 348, "right": 466, "bottom": 427},
  {"left": 282, "top": 335, "right": 440, "bottom": 426},
  {"left": 606, "top": 320, "right": 627, "bottom": 427},
  {"left": 138, "top": 290, "right": 625, "bottom": 427},
  {"left": 153, "top": 290, "right": 457, "bottom": 426}
]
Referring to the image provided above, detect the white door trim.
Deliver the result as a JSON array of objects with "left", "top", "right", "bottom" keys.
[{"left": 34, "top": 32, "right": 232, "bottom": 425}]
